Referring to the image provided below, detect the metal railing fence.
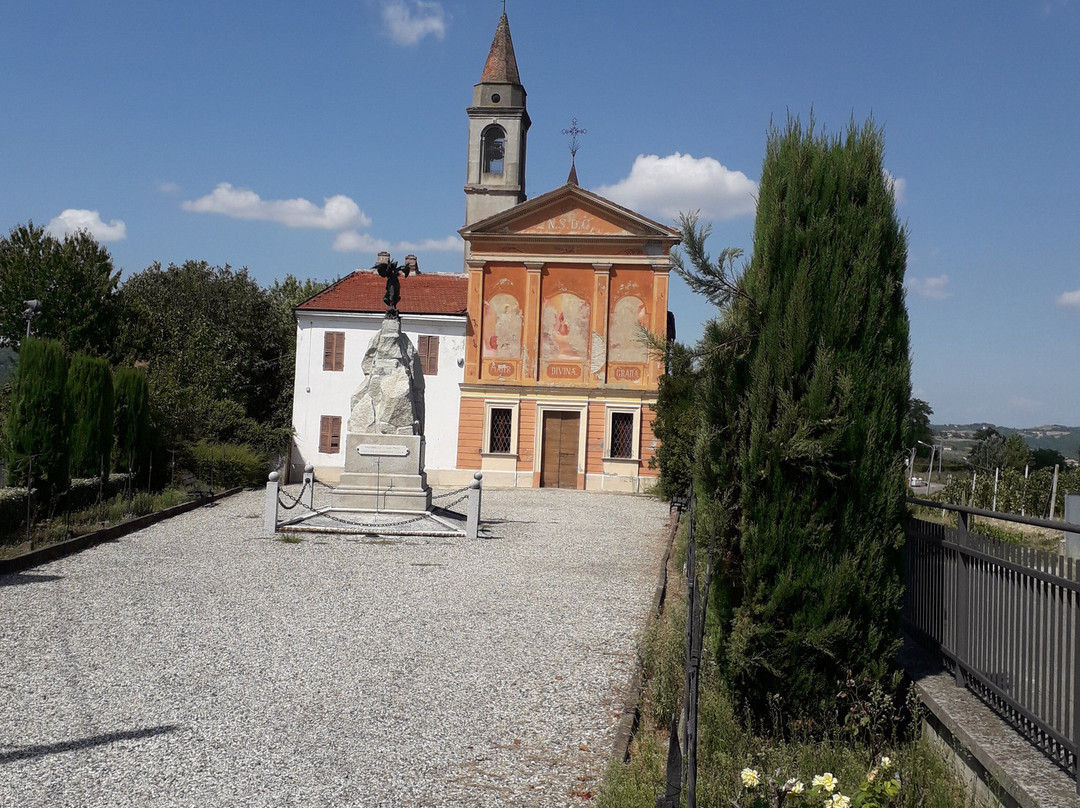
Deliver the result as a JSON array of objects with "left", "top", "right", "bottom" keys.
[{"left": 904, "top": 498, "right": 1080, "bottom": 791}]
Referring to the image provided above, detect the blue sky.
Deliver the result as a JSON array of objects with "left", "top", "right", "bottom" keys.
[{"left": 3, "top": 1, "right": 1078, "bottom": 428}]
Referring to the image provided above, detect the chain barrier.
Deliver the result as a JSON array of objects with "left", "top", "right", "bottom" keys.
[
  {"left": 277, "top": 480, "right": 311, "bottom": 510},
  {"left": 431, "top": 485, "right": 470, "bottom": 501},
  {"left": 434, "top": 493, "right": 470, "bottom": 511}
]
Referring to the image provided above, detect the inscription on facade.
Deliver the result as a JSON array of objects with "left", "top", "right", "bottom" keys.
[
  {"left": 610, "top": 364, "right": 644, "bottom": 382},
  {"left": 545, "top": 363, "right": 582, "bottom": 379},
  {"left": 487, "top": 360, "right": 516, "bottom": 378}
]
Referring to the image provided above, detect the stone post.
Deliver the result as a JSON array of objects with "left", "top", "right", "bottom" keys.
[
  {"left": 264, "top": 471, "right": 279, "bottom": 535},
  {"left": 302, "top": 464, "right": 315, "bottom": 510},
  {"left": 467, "top": 471, "right": 483, "bottom": 539}
]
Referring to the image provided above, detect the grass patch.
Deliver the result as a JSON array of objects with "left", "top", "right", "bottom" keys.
[{"left": 597, "top": 516, "right": 973, "bottom": 807}]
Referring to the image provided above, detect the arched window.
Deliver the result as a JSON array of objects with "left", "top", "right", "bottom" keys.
[{"left": 482, "top": 125, "right": 506, "bottom": 175}]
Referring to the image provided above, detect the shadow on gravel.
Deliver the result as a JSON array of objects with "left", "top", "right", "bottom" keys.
[
  {"left": 0, "top": 725, "right": 181, "bottom": 764},
  {"left": 0, "top": 572, "right": 64, "bottom": 588}
]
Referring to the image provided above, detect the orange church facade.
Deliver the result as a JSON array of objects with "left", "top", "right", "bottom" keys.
[{"left": 455, "top": 183, "right": 679, "bottom": 491}]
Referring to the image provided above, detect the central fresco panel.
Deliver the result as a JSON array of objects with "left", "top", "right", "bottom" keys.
[{"left": 540, "top": 266, "right": 593, "bottom": 383}]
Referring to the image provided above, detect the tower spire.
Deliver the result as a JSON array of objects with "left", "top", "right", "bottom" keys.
[{"left": 480, "top": 11, "right": 521, "bottom": 85}]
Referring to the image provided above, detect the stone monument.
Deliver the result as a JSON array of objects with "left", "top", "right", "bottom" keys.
[{"left": 331, "top": 254, "right": 432, "bottom": 512}]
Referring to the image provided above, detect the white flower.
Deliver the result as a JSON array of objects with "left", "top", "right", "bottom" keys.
[
  {"left": 813, "top": 772, "right": 838, "bottom": 793},
  {"left": 879, "top": 755, "right": 891, "bottom": 770},
  {"left": 740, "top": 768, "right": 760, "bottom": 788},
  {"left": 791, "top": 780, "right": 805, "bottom": 794},
  {"left": 824, "top": 794, "right": 850, "bottom": 808}
]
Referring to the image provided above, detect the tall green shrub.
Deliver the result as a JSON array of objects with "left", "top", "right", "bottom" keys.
[
  {"left": 4, "top": 337, "right": 70, "bottom": 490},
  {"left": 698, "top": 117, "right": 911, "bottom": 718},
  {"left": 114, "top": 366, "right": 150, "bottom": 473},
  {"left": 67, "top": 353, "right": 114, "bottom": 480}
]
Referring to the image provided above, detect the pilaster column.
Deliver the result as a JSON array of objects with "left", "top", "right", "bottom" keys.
[
  {"left": 524, "top": 262, "right": 544, "bottom": 381},
  {"left": 650, "top": 263, "right": 670, "bottom": 385},
  {"left": 464, "top": 259, "right": 486, "bottom": 383},
  {"left": 592, "top": 263, "right": 612, "bottom": 383}
]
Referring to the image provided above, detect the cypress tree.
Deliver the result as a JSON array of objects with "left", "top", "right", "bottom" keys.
[
  {"left": 699, "top": 117, "right": 911, "bottom": 718},
  {"left": 113, "top": 366, "right": 150, "bottom": 474},
  {"left": 4, "top": 337, "right": 70, "bottom": 491},
  {"left": 67, "top": 353, "right": 114, "bottom": 480}
]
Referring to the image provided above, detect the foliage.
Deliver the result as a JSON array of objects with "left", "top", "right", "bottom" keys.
[
  {"left": 113, "top": 366, "right": 150, "bottom": 473},
  {"left": 648, "top": 340, "right": 700, "bottom": 499},
  {"left": 115, "top": 261, "right": 293, "bottom": 456},
  {"left": 967, "top": 427, "right": 1004, "bottom": 472},
  {"left": 4, "top": 337, "right": 70, "bottom": 490},
  {"left": 906, "top": 398, "right": 933, "bottom": 455},
  {"left": 67, "top": 353, "right": 114, "bottom": 480},
  {"left": 1031, "top": 447, "right": 1066, "bottom": 470},
  {"left": 0, "top": 222, "right": 120, "bottom": 355},
  {"left": 671, "top": 212, "right": 747, "bottom": 310},
  {"left": 188, "top": 440, "right": 266, "bottom": 489},
  {"left": 691, "top": 117, "right": 911, "bottom": 720},
  {"left": 933, "top": 466, "right": 1080, "bottom": 521},
  {"left": 1001, "top": 433, "right": 1032, "bottom": 471}
]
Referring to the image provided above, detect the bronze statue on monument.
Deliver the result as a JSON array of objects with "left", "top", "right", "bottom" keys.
[{"left": 374, "top": 251, "right": 418, "bottom": 318}]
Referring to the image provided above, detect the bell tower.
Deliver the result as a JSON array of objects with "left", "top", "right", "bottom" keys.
[{"left": 464, "top": 12, "right": 530, "bottom": 227}]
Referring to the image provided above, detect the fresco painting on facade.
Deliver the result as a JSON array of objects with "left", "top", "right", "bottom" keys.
[{"left": 482, "top": 292, "right": 523, "bottom": 358}]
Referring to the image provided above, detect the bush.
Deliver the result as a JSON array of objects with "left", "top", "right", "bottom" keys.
[{"left": 189, "top": 440, "right": 266, "bottom": 489}]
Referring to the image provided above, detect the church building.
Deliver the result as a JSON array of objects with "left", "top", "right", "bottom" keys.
[{"left": 290, "top": 12, "right": 678, "bottom": 492}]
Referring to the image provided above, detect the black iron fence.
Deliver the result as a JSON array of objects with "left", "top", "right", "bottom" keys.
[{"left": 904, "top": 498, "right": 1080, "bottom": 791}]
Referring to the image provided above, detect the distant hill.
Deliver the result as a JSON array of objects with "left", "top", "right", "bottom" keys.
[{"left": 932, "top": 422, "right": 1080, "bottom": 465}]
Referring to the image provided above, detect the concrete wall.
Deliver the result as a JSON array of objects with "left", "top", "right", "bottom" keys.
[{"left": 290, "top": 311, "right": 465, "bottom": 484}]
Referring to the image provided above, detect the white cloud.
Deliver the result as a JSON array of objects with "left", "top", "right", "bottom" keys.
[
  {"left": 594, "top": 153, "right": 757, "bottom": 223},
  {"left": 884, "top": 170, "right": 907, "bottom": 206},
  {"left": 156, "top": 181, "right": 181, "bottom": 195},
  {"left": 906, "top": 274, "right": 951, "bottom": 300},
  {"left": 333, "top": 231, "right": 461, "bottom": 254},
  {"left": 182, "top": 183, "right": 371, "bottom": 230},
  {"left": 47, "top": 209, "right": 127, "bottom": 242},
  {"left": 381, "top": 1, "right": 446, "bottom": 46},
  {"left": 1057, "top": 289, "right": 1080, "bottom": 307}
]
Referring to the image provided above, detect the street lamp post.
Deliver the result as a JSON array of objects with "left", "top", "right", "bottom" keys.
[{"left": 22, "top": 299, "right": 41, "bottom": 339}]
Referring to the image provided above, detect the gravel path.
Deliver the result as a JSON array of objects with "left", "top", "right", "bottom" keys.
[{"left": 0, "top": 487, "right": 669, "bottom": 807}]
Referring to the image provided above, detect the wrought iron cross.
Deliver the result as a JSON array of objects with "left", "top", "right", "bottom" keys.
[{"left": 562, "top": 118, "right": 587, "bottom": 161}]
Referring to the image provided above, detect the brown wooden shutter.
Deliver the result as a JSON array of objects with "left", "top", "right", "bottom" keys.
[
  {"left": 323, "top": 332, "right": 344, "bottom": 371},
  {"left": 319, "top": 415, "right": 342, "bottom": 453},
  {"left": 418, "top": 335, "right": 439, "bottom": 375}
]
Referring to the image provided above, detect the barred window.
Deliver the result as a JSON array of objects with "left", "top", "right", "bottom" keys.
[
  {"left": 319, "top": 415, "right": 342, "bottom": 454},
  {"left": 489, "top": 407, "right": 513, "bottom": 454},
  {"left": 323, "top": 332, "right": 345, "bottom": 371},
  {"left": 417, "top": 335, "right": 439, "bottom": 375},
  {"left": 610, "top": 412, "right": 635, "bottom": 458}
]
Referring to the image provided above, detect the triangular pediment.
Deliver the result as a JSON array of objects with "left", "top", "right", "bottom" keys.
[{"left": 461, "top": 184, "right": 680, "bottom": 242}]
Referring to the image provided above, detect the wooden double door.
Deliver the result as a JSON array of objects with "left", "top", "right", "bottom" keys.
[{"left": 540, "top": 411, "right": 580, "bottom": 489}]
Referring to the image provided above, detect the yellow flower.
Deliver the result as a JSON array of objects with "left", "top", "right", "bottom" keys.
[
  {"left": 740, "top": 768, "right": 760, "bottom": 788},
  {"left": 825, "top": 795, "right": 850, "bottom": 808},
  {"left": 791, "top": 780, "right": 805, "bottom": 794},
  {"left": 813, "top": 772, "right": 838, "bottom": 793}
]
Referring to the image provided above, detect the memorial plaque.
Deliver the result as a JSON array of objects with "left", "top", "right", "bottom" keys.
[{"left": 357, "top": 444, "right": 410, "bottom": 457}]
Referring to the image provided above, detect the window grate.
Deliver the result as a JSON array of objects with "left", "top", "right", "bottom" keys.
[
  {"left": 610, "top": 412, "right": 634, "bottom": 458},
  {"left": 489, "top": 408, "right": 512, "bottom": 454}
]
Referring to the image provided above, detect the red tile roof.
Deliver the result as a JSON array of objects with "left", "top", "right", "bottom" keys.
[
  {"left": 480, "top": 13, "right": 521, "bottom": 85},
  {"left": 297, "top": 271, "right": 468, "bottom": 316}
]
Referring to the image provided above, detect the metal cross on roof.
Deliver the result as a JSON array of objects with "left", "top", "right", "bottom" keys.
[{"left": 562, "top": 117, "right": 587, "bottom": 160}]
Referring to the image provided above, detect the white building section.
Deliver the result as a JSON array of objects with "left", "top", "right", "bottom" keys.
[{"left": 288, "top": 271, "right": 468, "bottom": 485}]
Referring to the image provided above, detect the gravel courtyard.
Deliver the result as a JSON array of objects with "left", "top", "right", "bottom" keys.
[{"left": 0, "top": 487, "right": 669, "bottom": 807}]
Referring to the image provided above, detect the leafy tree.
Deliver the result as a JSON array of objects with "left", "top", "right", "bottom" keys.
[
  {"left": 648, "top": 339, "right": 699, "bottom": 499},
  {"left": 116, "top": 261, "right": 287, "bottom": 454},
  {"left": 0, "top": 222, "right": 120, "bottom": 355},
  {"left": 907, "top": 397, "right": 933, "bottom": 453},
  {"left": 4, "top": 337, "right": 70, "bottom": 490},
  {"left": 968, "top": 426, "right": 1005, "bottom": 471},
  {"left": 1002, "top": 432, "right": 1032, "bottom": 471},
  {"left": 67, "top": 353, "right": 114, "bottom": 480},
  {"left": 266, "top": 274, "right": 331, "bottom": 439},
  {"left": 688, "top": 117, "right": 911, "bottom": 719},
  {"left": 1032, "top": 447, "right": 1066, "bottom": 471},
  {"left": 113, "top": 366, "right": 150, "bottom": 474}
]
